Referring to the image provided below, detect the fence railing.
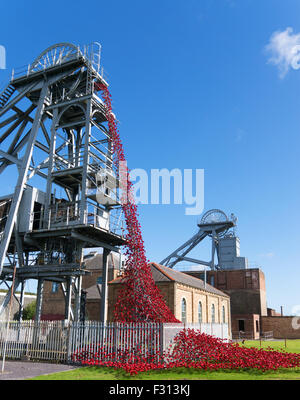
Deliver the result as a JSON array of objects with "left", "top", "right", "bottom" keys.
[
  {"left": 10, "top": 42, "right": 104, "bottom": 82},
  {"left": 232, "top": 331, "right": 256, "bottom": 340},
  {"left": 0, "top": 321, "right": 162, "bottom": 363},
  {"left": 0, "top": 320, "right": 230, "bottom": 364},
  {"left": 232, "top": 330, "right": 274, "bottom": 340},
  {"left": 261, "top": 331, "right": 274, "bottom": 340},
  {"left": 30, "top": 200, "right": 124, "bottom": 237}
]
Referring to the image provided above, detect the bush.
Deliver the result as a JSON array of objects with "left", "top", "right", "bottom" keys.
[{"left": 14, "top": 300, "right": 36, "bottom": 320}]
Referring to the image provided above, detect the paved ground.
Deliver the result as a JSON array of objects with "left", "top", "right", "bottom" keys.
[{"left": 0, "top": 360, "right": 78, "bottom": 380}]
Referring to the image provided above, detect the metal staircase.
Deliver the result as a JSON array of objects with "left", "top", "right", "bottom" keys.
[{"left": 0, "top": 84, "right": 15, "bottom": 109}]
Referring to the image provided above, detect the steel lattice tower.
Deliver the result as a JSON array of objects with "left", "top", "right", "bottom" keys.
[
  {"left": 160, "top": 209, "right": 236, "bottom": 271},
  {"left": 0, "top": 43, "right": 125, "bottom": 322}
]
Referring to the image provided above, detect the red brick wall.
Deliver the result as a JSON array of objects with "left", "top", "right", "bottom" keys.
[
  {"left": 41, "top": 266, "right": 117, "bottom": 319},
  {"left": 206, "top": 269, "right": 265, "bottom": 291},
  {"left": 231, "top": 314, "right": 260, "bottom": 339},
  {"left": 107, "top": 281, "right": 174, "bottom": 322},
  {"left": 261, "top": 316, "right": 300, "bottom": 339},
  {"left": 186, "top": 269, "right": 267, "bottom": 316}
]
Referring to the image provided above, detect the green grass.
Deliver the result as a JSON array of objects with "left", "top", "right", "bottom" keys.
[
  {"left": 30, "top": 366, "right": 300, "bottom": 380},
  {"left": 30, "top": 339, "right": 300, "bottom": 381},
  {"left": 240, "top": 339, "right": 300, "bottom": 354}
]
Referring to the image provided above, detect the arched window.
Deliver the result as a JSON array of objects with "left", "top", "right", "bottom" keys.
[
  {"left": 211, "top": 304, "right": 215, "bottom": 323},
  {"left": 198, "top": 301, "right": 202, "bottom": 323},
  {"left": 181, "top": 298, "right": 187, "bottom": 323},
  {"left": 222, "top": 306, "right": 226, "bottom": 323}
]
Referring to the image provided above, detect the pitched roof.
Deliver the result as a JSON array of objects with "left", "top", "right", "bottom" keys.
[
  {"left": 109, "top": 262, "right": 229, "bottom": 298},
  {"left": 83, "top": 252, "right": 120, "bottom": 271},
  {"left": 85, "top": 284, "right": 102, "bottom": 300},
  {"left": 151, "top": 263, "right": 229, "bottom": 297}
]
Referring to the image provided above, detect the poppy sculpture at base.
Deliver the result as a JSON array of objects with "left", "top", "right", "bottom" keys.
[{"left": 72, "top": 328, "right": 300, "bottom": 375}]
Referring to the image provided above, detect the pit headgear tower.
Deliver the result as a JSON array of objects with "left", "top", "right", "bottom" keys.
[
  {"left": 160, "top": 209, "right": 245, "bottom": 271},
  {"left": 0, "top": 43, "right": 125, "bottom": 322}
]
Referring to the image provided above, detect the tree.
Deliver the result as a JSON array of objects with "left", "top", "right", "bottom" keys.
[{"left": 14, "top": 301, "right": 36, "bottom": 320}]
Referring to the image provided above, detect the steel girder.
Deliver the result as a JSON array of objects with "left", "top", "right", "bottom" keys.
[
  {"left": 160, "top": 220, "right": 235, "bottom": 271},
  {"left": 0, "top": 44, "right": 124, "bottom": 323}
]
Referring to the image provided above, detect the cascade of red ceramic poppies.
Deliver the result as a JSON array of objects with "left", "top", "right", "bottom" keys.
[
  {"left": 95, "top": 82, "right": 179, "bottom": 323},
  {"left": 73, "top": 329, "right": 300, "bottom": 375}
]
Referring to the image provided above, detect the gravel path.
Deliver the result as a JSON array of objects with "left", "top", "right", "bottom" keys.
[{"left": 0, "top": 360, "right": 78, "bottom": 380}]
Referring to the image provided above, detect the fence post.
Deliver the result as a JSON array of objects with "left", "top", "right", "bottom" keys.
[
  {"left": 66, "top": 320, "right": 72, "bottom": 363},
  {"left": 113, "top": 322, "right": 118, "bottom": 361},
  {"left": 260, "top": 334, "right": 262, "bottom": 348},
  {"left": 159, "top": 323, "right": 164, "bottom": 361}
]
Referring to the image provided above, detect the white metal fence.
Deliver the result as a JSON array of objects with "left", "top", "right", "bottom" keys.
[
  {"left": 0, "top": 321, "right": 162, "bottom": 363},
  {"left": 0, "top": 321, "right": 230, "bottom": 364}
]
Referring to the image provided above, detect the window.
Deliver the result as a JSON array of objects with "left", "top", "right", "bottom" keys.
[
  {"left": 181, "top": 298, "right": 187, "bottom": 324},
  {"left": 238, "top": 319, "right": 245, "bottom": 331},
  {"left": 211, "top": 304, "right": 215, "bottom": 323},
  {"left": 256, "top": 320, "right": 259, "bottom": 332},
  {"left": 198, "top": 301, "right": 202, "bottom": 323},
  {"left": 222, "top": 306, "right": 226, "bottom": 323},
  {"left": 51, "top": 282, "right": 59, "bottom": 293},
  {"left": 210, "top": 275, "right": 215, "bottom": 287}
]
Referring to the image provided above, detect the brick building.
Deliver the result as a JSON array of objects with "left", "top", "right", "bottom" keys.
[
  {"left": 42, "top": 256, "right": 231, "bottom": 336},
  {"left": 184, "top": 268, "right": 267, "bottom": 339},
  {"left": 108, "top": 262, "right": 231, "bottom": 334},
  {"left": 41, "top": 251, "right": 122, "bottom": 320}
]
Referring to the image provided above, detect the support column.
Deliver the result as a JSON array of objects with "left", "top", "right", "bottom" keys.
[
  {"left": 35, "top": 278, "right": 44, "bottom": 322},
  {"left": 0, "top": 278, "right": 20, "bottom": 317},
  {"left": 74, "top": 276, "right": 82, "bottom": 322},
  {"left": 80, "top": 289, "right": 87, "bottom": 322},
  {"left": 211, "top": 230, "right": 216, "bottom": 271},
  {"left": 18, "top": 280, "right": 25, "bottom": 322},
  {"left": 74, "top": 243, "right": 84, "bottom": 321},
  {"left": 44, "top": 107, "right": 58, "bottom": 229},
  {"left": 64, "top": 277, "right": 72, "bottom": 321},
  {"left": 80, "top": 99, "right": 92, "bottom": 224},
  {"left": 100, "top": 248, "right": 110, "bottom": 323}
]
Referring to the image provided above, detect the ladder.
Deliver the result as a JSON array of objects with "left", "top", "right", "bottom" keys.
[{"left": 0, "top": 84, "right": 15, "bottom": 109}]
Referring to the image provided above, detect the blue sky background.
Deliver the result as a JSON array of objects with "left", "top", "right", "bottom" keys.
[{"left": 1, "top": 0, "right": 300, "bottom": 314}]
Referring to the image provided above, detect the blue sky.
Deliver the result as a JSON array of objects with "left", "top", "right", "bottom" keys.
[{"left": 1, "top": 0, "right": 300, "bottom": 314}]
